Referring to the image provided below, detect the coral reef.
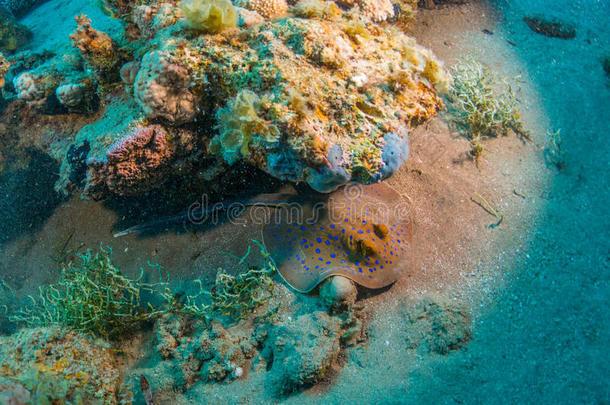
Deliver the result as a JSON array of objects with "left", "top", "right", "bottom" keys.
[
  {"left": 161, "top": 11, "right": 445, "bottom": 192},
  {"left": 0, "top": 5, "right": 32, "bottom": 53},
  {"left": 0, "top": 327, "right": 131, "bottom": 403},
  {"left": 153, "top": 314, "right": 262, "bottom": 385},
  {"left": 266, "top": 310, "right": 343, "bottom": 393},
  {"left": 145, "top": 280, "right": 362, "bottom": 396},
  {"left": 10, "top": 1, "right": 448, "bottom": 198}
]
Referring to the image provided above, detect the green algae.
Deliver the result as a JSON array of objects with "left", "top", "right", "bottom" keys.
[
  {"left": 11, "top": 242, "right": 278, "bottom": 339},
  {"left": 448, "top": 57, "right": 531, "bottom": 162}
]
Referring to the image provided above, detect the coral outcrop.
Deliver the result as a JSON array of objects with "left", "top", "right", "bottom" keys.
[
  {"left": 125, "top": 10, "right": 447, "bottom": 193},
  {"left": 265, "top": 310, "right": 343, "bottom": 393},
  {"left": 85, "top": 124, "right": 173, "bottom": 197},
  {"left": 11, "top": 1, "right": 448, "bottom": 197},
  {"left": 0, "top": 327, "right": 132, "bottom": 403}
]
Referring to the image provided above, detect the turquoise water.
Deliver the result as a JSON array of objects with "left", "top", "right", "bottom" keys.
[{"left": 0, "top": 0, "right": 608, "bottom": 403}]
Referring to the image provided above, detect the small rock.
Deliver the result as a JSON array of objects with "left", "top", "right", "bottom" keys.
[
  {"left": 319, "top": 276, "right": 357, "bottom": 311},
  {"left": 523, "top": 16, "right": 576, "bottom": 39}
]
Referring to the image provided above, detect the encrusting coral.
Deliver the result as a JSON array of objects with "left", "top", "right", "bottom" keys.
[
  {"left": 85, "top": 124, "right": 172, "bottom": 197},
  {"left": 134, "top": 50, "right": 199, "bottom": 125}
]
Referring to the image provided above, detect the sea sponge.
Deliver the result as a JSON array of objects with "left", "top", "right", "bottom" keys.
[
  {"left": 85, "top": 125, "right": 172, "bottom": 197},
  {"left": 211, "top": 90, "right": 280, "bottom": 165},
  {"left": 181, "top": 0, "right": 238, "bottom": 33},
  {"left": 241, "top": 0, "right": 288, "bottom": 18}
]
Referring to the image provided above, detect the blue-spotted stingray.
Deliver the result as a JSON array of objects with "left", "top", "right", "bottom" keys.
[{"left": 264, "top": 182, "right": 413, "bottom": 292}]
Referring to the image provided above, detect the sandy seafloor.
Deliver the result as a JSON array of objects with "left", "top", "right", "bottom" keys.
[{"left": 0, "top": 0, "right": 609, "bottom": 403}]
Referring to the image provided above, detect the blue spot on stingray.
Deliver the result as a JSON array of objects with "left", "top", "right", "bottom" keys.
[
  {"left": 330, "top": 253, "right": 336, "bottom": 258},
  {"left": 325, "top": 240, "right": 331, "bottom": 246},
  {"left": 315, "top": 248, "right": 321, "bottom": 254},
  {"left": 330, "top": 224, "right": 335, "bottom": 229},
  {"left": 326, "top": 261, "right": 331, "bottom": 265},
  {"left": 316, "top": 237, "right": 322, "bottom": 243},
  {"left": 300, "top": 225, "right": 306, "bottom": 231}
]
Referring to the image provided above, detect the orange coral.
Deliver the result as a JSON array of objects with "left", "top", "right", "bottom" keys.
[{"left": 69, "top": 14, "right": 119, "bottom": 72}]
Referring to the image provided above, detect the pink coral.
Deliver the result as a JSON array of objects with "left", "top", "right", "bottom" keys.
[{"left": 85, "top": 125, "right": 172, "bottom": 198}]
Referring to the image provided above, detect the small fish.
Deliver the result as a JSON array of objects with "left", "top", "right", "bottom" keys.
[
  {"left": 113, "top": 194, "right": 299, "bottom": 237},
  {"left": 482, "top": 29, "right": 494, "bottom": 35},
  {"left": 264, "top": 183, "right": 413, "bottom": 292}
]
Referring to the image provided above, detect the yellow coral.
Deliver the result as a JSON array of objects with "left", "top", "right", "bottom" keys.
[
  {"left": 181, "top": 0, "right": 238, "bottom": 33},
  {"left": 212, "top": 90, "right": 280, "bottom": 164},
  {"left": 293, "top": 0, "right": 342, "bottom": 19},
  {"left": 244, "top": 0, "right": 288, "bottom": 18}
]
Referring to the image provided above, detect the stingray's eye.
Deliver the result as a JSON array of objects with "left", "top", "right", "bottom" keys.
[{"left": 373, "top": 223, "right": 389, "bottom": 239}]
